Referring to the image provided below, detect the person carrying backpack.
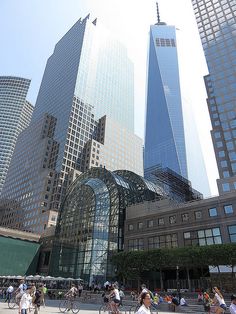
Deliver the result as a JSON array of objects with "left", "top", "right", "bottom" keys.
[
  {"left": 171, "top": 293, "right": 179, "bottom": 312},
  {"left": 32, "top": 284, "right": 42, "bottom": 314}
]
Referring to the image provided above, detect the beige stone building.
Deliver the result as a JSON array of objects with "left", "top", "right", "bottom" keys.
[{"left": 83, "top": 116, "right": 143, "bottom": 176}]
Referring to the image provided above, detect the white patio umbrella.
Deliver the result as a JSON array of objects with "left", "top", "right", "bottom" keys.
[
  {"left": 33, "top": 275, "right": 42, "bottom": 281},
  {"left": 26, "top": 275, "right": 34, "bottom": 280},
  {"left": 54, "top": 277, "right": 65, "bottom": 281},
  {"left": 44, "top": 276, "right": 54, "bottom": 281}
]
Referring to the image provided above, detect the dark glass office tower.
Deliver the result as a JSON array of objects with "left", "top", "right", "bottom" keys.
[
  {"left": 144, "top": 9, "right": 188, "bottom": 179},
  {"left": 192, "top": 0, "right": 236, "bottom": 194}
]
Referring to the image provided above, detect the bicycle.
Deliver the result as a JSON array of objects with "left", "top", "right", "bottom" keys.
[
  {"left": 209, "top": 304, "right": 227, "bottom": 313},
  {"left": 99, "top": 295, "right": 124, "bottom": 314},
  {"left": 8, "top": 292, "right": 18, "bottom": 309},
  {"left": 59, "top": 297, "right": 80, "bottom": 313},
  {"left": 99, "top": 301, "right": 122, "bottom": 314}
]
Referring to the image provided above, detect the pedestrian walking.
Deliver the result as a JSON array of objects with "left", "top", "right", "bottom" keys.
[
  {"left": 78, "top": 282, "right": 83, "bottom": 297},
  {"left": 230, "top": 294, "right": 236, "bottom": 314},
  {"left": 32, "top": 285, "right": 42, "bottom": 314},
  {"left": 18, "top": 286, "right": 33, "bottom": 314},
  {"left": 198, "top": 291, "right": 204, "bottom": 303},
  {"left": 171, "top": 293, "right": 179, "bottom": 312},
  {"left": 135, "top": 292, "right": 151, "bottom": 314}
]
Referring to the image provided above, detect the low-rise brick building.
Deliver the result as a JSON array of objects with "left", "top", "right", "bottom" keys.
[{"left": 124, "top": 192, "right": 236, "bottom": 250}]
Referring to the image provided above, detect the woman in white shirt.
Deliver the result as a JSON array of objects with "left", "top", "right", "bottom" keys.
[
  {"left": 18, "top": 287, "right": 33, "bottom": 314},
  {"left": 135, "top": 292, "right": 152, "bottom": 314},
  {"left": 212, "top": 287, "right": 227, "bottom": 314}
]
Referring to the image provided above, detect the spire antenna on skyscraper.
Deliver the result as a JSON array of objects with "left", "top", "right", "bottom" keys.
[
  {"left": 155, "top": 2, "right": 166, "bottom": 25},
  {"left": 156, "top": 1, "right": 161, "bottom": 24}
]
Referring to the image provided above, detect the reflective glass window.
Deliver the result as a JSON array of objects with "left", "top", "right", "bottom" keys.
[
  {"left": 228, "top": 225, "right": 236, "bottom": 242},
  {"left": 197, "top": 227, "right": 222, "bottom": 246},
  {"left": 224, "top": 204, "right": 233, "bottom": 214},
  {"left": 222, "top": 183, "right": 230, "bottom": 192},
  {"left": 209, "top": 207, "right": 217, "bottom": 217}
]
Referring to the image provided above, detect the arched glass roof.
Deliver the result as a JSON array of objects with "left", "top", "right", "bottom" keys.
[{"left": 50, "top": 167, "right": 165, "bottom": 284}]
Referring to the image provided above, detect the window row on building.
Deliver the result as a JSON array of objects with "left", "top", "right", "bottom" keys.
[
  {"left": 127, "top": 224, "right": 236, "bottom": 251},
  {"left": 128, "top": 204, "right": 234, "bottom": 232}
]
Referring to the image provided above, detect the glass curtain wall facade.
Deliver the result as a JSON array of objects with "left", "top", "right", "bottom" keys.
[
  {"left": 0, "top": 76, "right": 33, "bottom": 195},
  {"left": 144, "top": 23, "right": 187, "bottom": 179},
  {"left": 192, "top": 0, "right": 236, "bottom": 194},
  {"left": 49, "top": 167, "right": 164, "bottom": 283},
  {"left": 32, "top": 15, "right": 134, "bottom": 134},
  {"left": 1, "top": 15, "right": 135, "bottom": 232}
]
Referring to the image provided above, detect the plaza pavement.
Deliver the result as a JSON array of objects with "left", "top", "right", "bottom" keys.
[{"left": 0, "top": 299, "right": 207, "bottom": 314}]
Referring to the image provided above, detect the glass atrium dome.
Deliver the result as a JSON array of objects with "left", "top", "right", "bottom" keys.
[{"left": 49, "top": 167, "right": 164, "bottom": 284}]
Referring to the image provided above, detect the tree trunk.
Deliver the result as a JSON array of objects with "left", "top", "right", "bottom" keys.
[
  {"left": 160, "top": 268, "right": 164, "bottom": 291},
  {"left": 137, "top": 278, "right": 140, "bottom": 293},
  {"left": 186, "top": 267, "right": 191, "bottom": 291},
  {"left": 217, "top": 265, "right": 222, "bottom": 289}
]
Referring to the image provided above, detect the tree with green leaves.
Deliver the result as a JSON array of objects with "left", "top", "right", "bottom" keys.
[{"left": 111, "top": 243, "right": 236, "bottom": 289}]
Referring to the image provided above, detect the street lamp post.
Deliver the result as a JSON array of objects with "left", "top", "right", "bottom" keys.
[{"left": 176, "top": 265, "right": 180, "bottom": 294}]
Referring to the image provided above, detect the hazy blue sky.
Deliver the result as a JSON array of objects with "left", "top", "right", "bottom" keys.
[{"left": 0, "top": 0, "right": 219, "bottom": 195}]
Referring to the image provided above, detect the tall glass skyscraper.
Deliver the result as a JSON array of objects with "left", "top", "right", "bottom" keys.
[
  {"left": 32, "top": 15, "right": 134, "bottom": 132},
  {"left": 192, "top": 0, "right": 236, "bottom": 194},
  {"left": 0, "top": 76, "right": 33, "bottom": 194},
  {"left": 32, "top": 15, "right": 134, "bottom": 174},
  {"left": 1, "top": 16, "right": 139, "bottom": 233},
  {"left": 144, "top": 14, "right": 188, "bottom": 179}
]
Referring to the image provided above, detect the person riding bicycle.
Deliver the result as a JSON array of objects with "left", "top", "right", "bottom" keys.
[
  {"left": 6, "top": 284, "right": 14, "bottom": 303},
  {"left": 65, "top": 284, "right": 78, "bottom": 300},
  {"left": 212, "top": 287, "right": 227, "bottom": 314},
  {"left": 108, "top": 284, "right": 121, "bottom": 314},
  {"left": 16, "top": 280, "right": 27, "bottom": 305},
  {"left": 203, "top": 291, "right": 211, "bottom": 314}
]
